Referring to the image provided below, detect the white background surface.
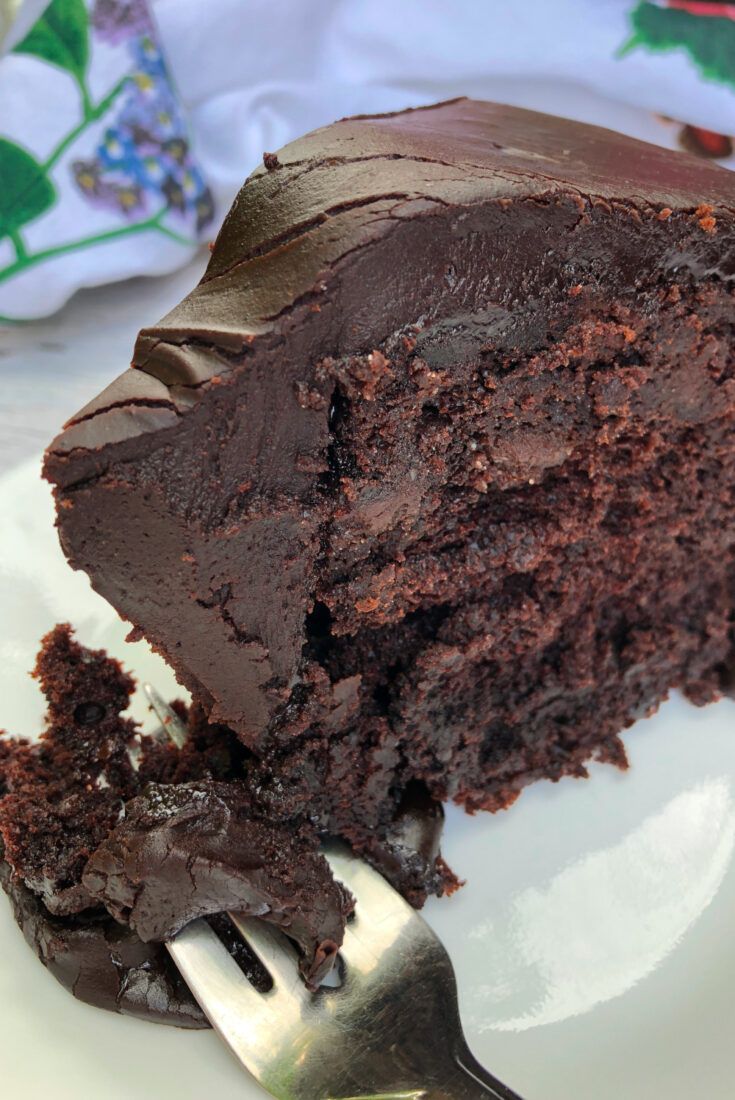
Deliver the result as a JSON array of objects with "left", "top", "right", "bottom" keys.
[{"left": 1, "top": 76, "right": 735, "bottom": 1099}]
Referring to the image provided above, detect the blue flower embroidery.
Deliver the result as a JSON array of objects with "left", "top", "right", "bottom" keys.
[{"left": 73, "top": 4, "right": 214, "bottom": 232}]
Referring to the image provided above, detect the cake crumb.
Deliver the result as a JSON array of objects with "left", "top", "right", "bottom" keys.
[
  {"left": 294, "top": 380, "right": 328, "bottom": 411},
  {"left": 355, "top": 595, "right": 380, "bottom": 613}
]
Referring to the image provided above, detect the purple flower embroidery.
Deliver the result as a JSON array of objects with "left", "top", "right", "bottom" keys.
[
  {"left": 91, "top": 0, "right": 152, "bottom": 44},
  {"left": 72, "top": 158, "right": 145, "bottom": 217},
  {"left": 73, "top": 19, "right": 214, "bottom": 235}
]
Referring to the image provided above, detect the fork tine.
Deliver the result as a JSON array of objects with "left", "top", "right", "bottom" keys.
[
  {"left": 337, "top": 917, "right": 385, "bottom": 973},
  {"left": 227, "top": 912, "right": 311, "bottom": 1003},
  {"left": 167, "top": 918, "right": 277, "bottom": 1032},
  {"left": 322, "top": 842, "right": 415, "bottom": 927},
  {"left": 142, "top": 681, "right": 187, "bottom": 747},
  {"left": 322, "top": 843, "right": 435, "bottom": 973}
]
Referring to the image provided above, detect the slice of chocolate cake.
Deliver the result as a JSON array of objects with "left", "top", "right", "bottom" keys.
[{"left": 44, "top": 99, "right": 735, "bottom": 848}]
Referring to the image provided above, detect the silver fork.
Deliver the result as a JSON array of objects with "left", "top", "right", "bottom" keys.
[{"left": 144, "top": 684, "right": 524, "bottom": 1100}]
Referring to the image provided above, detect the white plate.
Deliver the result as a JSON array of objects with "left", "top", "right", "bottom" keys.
[{"left": 1, "top": 458, "right": 734, "bottom": 1099}]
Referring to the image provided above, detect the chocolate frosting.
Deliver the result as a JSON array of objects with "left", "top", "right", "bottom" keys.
[
  {"left": 0, "top": 856, "right": 207, "bottom": 1028},
  {"left": 0, "top": 628, "right": 359, "bottom": 1022},
  {"left": 82, "top": 780, "right": 353, "bottom": 989},
  {"left": 354, "top": 783, "right": 452, "bottom": 908}
]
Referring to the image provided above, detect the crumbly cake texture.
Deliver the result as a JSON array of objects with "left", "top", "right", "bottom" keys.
[
  {"left": 0, "top": 626, "right": 360, "bottom": 1021},
  {"left": 44, "top": 99, "right": 735, "bottom": 842}
]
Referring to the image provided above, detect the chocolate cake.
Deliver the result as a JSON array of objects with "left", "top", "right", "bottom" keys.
[
  {"left": 5, "top": 95, "right": 735, "bottom": 1030},
  {"left": 43, "top": 99, "right": 735, "bottom": 854}
]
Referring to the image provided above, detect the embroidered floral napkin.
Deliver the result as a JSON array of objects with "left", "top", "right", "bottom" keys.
[{"left": 0, "top": 0, "right": 212, "bottom": 321}]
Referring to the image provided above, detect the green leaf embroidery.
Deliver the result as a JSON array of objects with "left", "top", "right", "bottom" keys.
[
  {"left": 0, "top": 139, "right": 56, "bottom": 237},
  {"left": 12, "top": 0, "right": 89, "bottom": 87},
  {"left": 620, "top": 2, "right": 735, "bottom": 88}
]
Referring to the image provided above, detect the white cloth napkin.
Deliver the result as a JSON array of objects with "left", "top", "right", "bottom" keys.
[{"left": 1, "top": 0, "right": 734, "bottom": 322}]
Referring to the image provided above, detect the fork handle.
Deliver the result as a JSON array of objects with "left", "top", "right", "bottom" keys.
[{"left": 423, "top": 1042, "right": 525, "bottom": 1099}]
